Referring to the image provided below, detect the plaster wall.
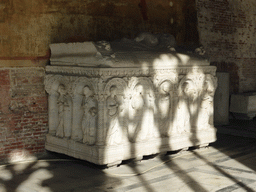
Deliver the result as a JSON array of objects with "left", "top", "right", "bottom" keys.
[{"left": 0, "top": 0, "right": 195, "bottom": 58}]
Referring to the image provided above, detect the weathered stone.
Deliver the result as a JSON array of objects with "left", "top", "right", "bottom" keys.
[
  {"left": 230, "top": 92, "right": 256, "bottom": 120},
  {"left": 214, "top": 72, "right": 229, "bottom": 125},
  {"left": 44, "top": 35, "right": 217, "bottom": 166}
]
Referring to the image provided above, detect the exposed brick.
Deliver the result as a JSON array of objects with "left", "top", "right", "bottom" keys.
[
  {"left": 0, "top": 70, "right": 10, "bottom": 86},
  {"left": 197, "top": 0, "right": 256, "bottom": 93},
  {"left": 1, "top": 0, "right": 256, "bottom": 162},
  {"left": 0, "top": 68, "right": 48, "bottom": 161}
]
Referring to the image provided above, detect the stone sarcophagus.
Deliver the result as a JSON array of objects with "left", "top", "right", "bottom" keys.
[{"left": 44, "top": 33, "right": 217, "bottom": 166}]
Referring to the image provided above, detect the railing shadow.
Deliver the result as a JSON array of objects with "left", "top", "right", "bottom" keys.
[
  {"left": 117, "top": 49, "right": 256, "bottom": 191},
  {"left": 0, "top": 153, "right": 123, "bottom": 192},
  {"left": 0, "top": 160, "right": 47, "bottom": 192},
  {"left": 192, "top": 150, "right": 256, "bottom": 192},
  {"left": 108, "top": 50, "right": 216, "bottom": 191},
  {"left": 153, "top": 53, "right": 212, "bottom": 192},
  {"left": 5, "top": 33, "right": 256, "bottom": 192},
  {"left": 127, "top": 162, "right": 156, "bottom": 192},
  {"left": 159, "top": 154, "right": 209, "bottom": 192}
]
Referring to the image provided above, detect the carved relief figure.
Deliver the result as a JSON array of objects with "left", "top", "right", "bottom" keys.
[
  {"left": 56, "top": 84, "right": 68, "bottom": 137},
  {"left": 81, "top": 86, "right": 98, "bottom": 145},
  {"left": 197, "top": 75, "right": 217, "bottom": 129},
  {"left": 105, "top": 85, "right": 122, "bottom": 145},
  {"left": 131, "top": 85, "right": 145, "bottom": 112},
  {"left": 107, "top": 86, "right": 119, "bottom": 116},
  {"left": 158, "top": 81, "right": 172, "bottom": 136},
  {"left": 129, "top": 84, "right": 145, "bottom": 142},
  {"left": 176, "top": 80, "right": 198, "bottom": 133},
  {"left": 159, "top": 81, "right": 172, "bottom": 118}
]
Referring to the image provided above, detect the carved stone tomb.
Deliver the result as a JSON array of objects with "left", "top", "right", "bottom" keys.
[{"left": 44, "top": 34, "right": 217, "bottom": 166}]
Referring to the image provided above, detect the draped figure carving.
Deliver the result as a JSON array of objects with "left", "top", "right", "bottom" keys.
[
  {"left": 45, "top": 35, "right": 217, "bottom": 166},
  {"left": 81, "top": 86, "right": 98, "bottom": 145}
]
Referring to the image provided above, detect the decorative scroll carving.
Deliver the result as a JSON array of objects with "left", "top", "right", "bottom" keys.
[{"left": 46, "top": 65, "right": 217, "bottom": 78}]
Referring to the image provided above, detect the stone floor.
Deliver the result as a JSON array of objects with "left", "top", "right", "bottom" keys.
[{"left": 1, "top": 122, "right": 256, "bottom": 192}]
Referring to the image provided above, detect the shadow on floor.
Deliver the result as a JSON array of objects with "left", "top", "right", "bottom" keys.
[{"left": 1, "top": 122, "right": 256, "bottom": 192}]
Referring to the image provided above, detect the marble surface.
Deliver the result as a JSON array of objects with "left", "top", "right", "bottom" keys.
[
  {"left": 230, "top": 92, "right": 256, "bottom": 119},
  {"left": 49, "top": 32, "right": 209, "bottom": 68},
  {"left": 44, "top": 33, "right": 217, "bottom": 166},
  {"left": 1, "top": 133, "right": 256, "bottom": 192},
  {"left": 214, "top": 72, "right": 229, "bottom": 125}
]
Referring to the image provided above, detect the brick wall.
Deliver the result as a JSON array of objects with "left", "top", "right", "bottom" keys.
[
  {"left": 1, "top": 0, "right": 256, "bottom": 160},
  {"left": 0, "top": 67, "right": 47, "bottom": 161},
  {"left": 197, "top": 0, "right": 256, "bottom": 93},
  {"left": 0, "top": 0, "right": 199, "bottom": 161}
]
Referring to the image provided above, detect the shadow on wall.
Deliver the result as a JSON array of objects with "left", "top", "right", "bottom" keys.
[{"left": 47, "top": 0, "right": 199, "bottom": 45}]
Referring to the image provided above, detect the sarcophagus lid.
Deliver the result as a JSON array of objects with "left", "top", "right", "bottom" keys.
[{"left": 50, "top": 32, "right": 209, "bottom": 68}]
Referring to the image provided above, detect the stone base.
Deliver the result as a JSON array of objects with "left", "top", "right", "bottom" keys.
[
  {"left": 45, "top": 128, "right": 216, "bottom": 166},
  {"left": 230, "top": 93, "right": 256, "bottom": 120},
  {"left": 214, "top": 72, "right": 229, "bottom": 125},
  {"left": 231, "top": 112, "right": 256, "bottom": 120},
  {"left": 45, "top": 37, "right": 218, "bottom": 167}
]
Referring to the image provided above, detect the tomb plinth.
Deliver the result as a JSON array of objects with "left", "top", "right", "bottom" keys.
[
  {"left": 44, "top": 33, "right": 217, "bottom": 166},
  {"left": 230, "top": 92, "right": 256, "bottom": 119}
]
